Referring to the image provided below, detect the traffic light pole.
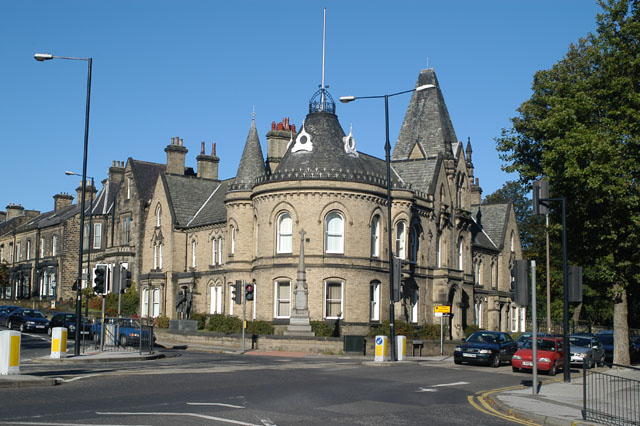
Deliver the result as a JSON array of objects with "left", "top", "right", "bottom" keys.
[{"left": 242, "top": 280, "right": 246, "bottom": 354}]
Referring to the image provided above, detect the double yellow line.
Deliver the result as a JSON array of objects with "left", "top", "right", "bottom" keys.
[{"left": 467, "top": 385, "right": 541, "bottom": 425}]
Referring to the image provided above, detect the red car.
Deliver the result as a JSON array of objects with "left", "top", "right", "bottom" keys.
[{"left": 512, "top": 337, "right": 564, "bottom": 376}]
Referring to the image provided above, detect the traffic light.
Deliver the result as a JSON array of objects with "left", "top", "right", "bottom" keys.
[
  {"left": 245, "top": 281, "right": 254, "bottom": 301},
  {"left": 94, "top": 265, "right": 107, "bottom": 295},
  {"left": 232, "top": 280, "right": 241, "bottom": 305},
  {"left": 533, "top": 179, "right": 549, "bottom": 215},
  {"left": 512, "top": 259, "right": 529, "bottom": 306},
  {"left": 120, "top": 264, "right": 132, "bottom": 294}
]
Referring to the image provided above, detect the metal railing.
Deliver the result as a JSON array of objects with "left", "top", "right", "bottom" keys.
[
  {"left": 93, "top": 317, "right": 154, "bottom": 354},
  {"left": 583, "top": 367, "right": 640, "bottom": 425}
]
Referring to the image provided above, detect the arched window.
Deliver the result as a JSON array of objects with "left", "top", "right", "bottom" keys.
[
  {"left": 277, "top": 213, "right": 293, "bottom": 254},
  {"left": 370, "top": 281, "right": 380, "bottom": 321},
  {"left": 142, "top": 288, "right": 149, "bottom": 316},
  {"left": 210, "top": 285, "right": 222, "bottom": 314},
  {"left": 231, "top": 226, "right": 236, "bottom": 255},
  {"left": 395, "top": 221, "right": 406, "bottom": 259},
  {"left": 191, "top": 240, "right": 197, "bottom": 268},
  {"left": 436, "top": 233, "right": 442, "bottom": 267},
  {"left": 458, "top": 237, "right": 464, "bottom": 270},
  {"left": 275, "top": 280, "right": 291, "bottom": 318},
  {"left": 158, "top": 244, "right": 163, "bottom": 269},
  {"left": 52, "top": 235, "right": 57, "bottom": 256},
  {"left": 212, "top": 238, "right": 217, "bottom": 265},
  {"left": 325, "top": 212, "right": 344, "bottom": 254},
  {"left": 510, "top": 231, "right": 515, "bottom": 252},
  {"left": 325, "top": 280, "right": 344, "bottom": 319},
  {"left": 409, "top": 288, "right": 419, "bottom": 323},
  {"left": 218, "top": 238, "right": 223, "bottom": 264},
  {"left": 409, "top": 226, "right": 419, "bottom": 262},
  {"left": 370, "top": 215, "right": 380, "bottom": 258},
  {"left": 156, "top": 205, "right": 162, "bottom": 227},
  {"left": 152, "top": 288, "right": 160, "bottom": 317}
]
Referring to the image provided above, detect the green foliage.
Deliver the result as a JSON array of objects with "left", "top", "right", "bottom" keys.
[
  {"left": 103, "top": 282, "right": 139, "bottom": 316},
  {"left": 463, "top": 324, "right": 481, "bottom": 337},
  {"left": 154, "top": 315, "right": 170, "bottom": 329},
  {"left": 495, "top": 0, "right": 640, "bottom": 328},
  {"left": 189, "top": 312, "right": 208, "bottom": 330},
  {"left": 310, "top": 320, "right": 336, "bottom": 337},
  {"left": 246, "top": 320, "right": 274, "bottom": 335},
  {"left": 206, "top": 314, "right": 242, "bottom": 334},
  {"left": 0, "top": 262, "right": 10, "bottom": 294}
]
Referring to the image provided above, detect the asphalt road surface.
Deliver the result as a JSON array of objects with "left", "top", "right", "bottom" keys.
[{"left": 1, "top": 347, "right": 528, "bottom": 425}]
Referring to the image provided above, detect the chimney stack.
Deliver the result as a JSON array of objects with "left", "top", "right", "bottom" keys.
[
  {"left": 5, "top": 204, "right": 25, "bottom": 220},
  {"left": 75, "top": 180, "right": 97, "bottom": 209},
  {"left": 266, "top": 117, "right": 296, "bottom": 173},
  {"left": 165, "top": 136, "right": 188, "bottom": 175},
  {"left": 53, "top": 193, "right": 74, "bottom": 211},
  {"left": 108, "top": 160, "right": 126, "bottom": 185},
  {"left": 196, "top": 141, "right": 220, "bottom": 180}
]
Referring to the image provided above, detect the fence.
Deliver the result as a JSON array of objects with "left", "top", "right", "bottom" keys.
[
  {"left": 583, "top": 367, "right": 640, "bottom": 426},
  {"left": 92, "top": 317, "right": 154, "bottom": 354}
]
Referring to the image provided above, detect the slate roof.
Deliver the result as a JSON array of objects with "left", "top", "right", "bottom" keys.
[
  {"left": 90, "top": 180, "right": 120, "bottom": 216},
  {"left": 9, "top": 204, "right": 80, "bottom": 233},
  {"left": 472, "top": 204, "right": 510, "bottom": 251},
  {"left": 392, "top": 69, "right": 458, "bottom": 161},
  {"left": 264, "top": 110, "right": 400, "bottom": 189},
  {"left": 164, "top": 175, "right": 230, "bottom": 228},
  {"left": 392, "top": 155, "right": 442, "bottom": 196},
  {"left": 234, "top": 119, "right": 266, "bottom": 190},
  {"left": 130, "top": 159, "right": 166, "bottom": 204}
]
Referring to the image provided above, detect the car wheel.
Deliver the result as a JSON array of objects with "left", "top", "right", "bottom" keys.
[
  {"left": 491, "top": 354, "right": 500, "bottom": 368},
  {"left": 47, "top": 327, "right": 52, "bottom": 336},
  {"left": 512, "top": 366, "right": 519, "bottom": 373},
  {"left": 548, "top": 361, "right": 557, "bottom": 376},
  {"left": 119, "top": 335, "right": 127, "bottom": 347},
  {"left": 597, "top": 355, "right": 605, "bottom": 367},
  {"left": 585, "top": 358, "right": 593, "bottom": 369},
  {"left": 454, "top": 358, "right": 462, "bottom": 365},
  {"left": 93, "top": 332, "right": 100, "bottom": 344},
  {"left": 8, "top": 321, "right": 12, "bottom": 330},
  {"left": 20, "top": 324, "right": 25, "bottom": 332}
]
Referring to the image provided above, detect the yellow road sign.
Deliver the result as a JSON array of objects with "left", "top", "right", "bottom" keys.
[{"left": 434, "top": 305, "right": 451, "bottom": 314}]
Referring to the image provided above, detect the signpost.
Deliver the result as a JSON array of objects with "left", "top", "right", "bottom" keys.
[{"left": 434, "top": 305, "right": 451, "bottom": 355}]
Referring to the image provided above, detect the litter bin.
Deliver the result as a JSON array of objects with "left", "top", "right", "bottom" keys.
[{"left": 344, "top": 335, "right": 366, "bottom": 355}]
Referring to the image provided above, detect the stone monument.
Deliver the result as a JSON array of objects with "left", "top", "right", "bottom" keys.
[{"left": 284, "top": 229, "right": 315, "bottom": 336}]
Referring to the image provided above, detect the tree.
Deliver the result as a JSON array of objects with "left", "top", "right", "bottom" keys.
[
  {"left": 496, "top": 0, "right": 639, "bottom": 365},
  {"left": 0, "top": 262, "right": 9, "bottom": 299}
]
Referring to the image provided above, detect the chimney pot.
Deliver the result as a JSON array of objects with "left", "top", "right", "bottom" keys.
[
  {"left": 212, "top": 142, "right": 216, "bottom": 156},
  {"left": 201, "top": 141, "right": 205, "bottom": 155}
]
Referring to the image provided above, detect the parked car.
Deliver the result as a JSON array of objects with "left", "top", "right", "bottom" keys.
[
  {"left": 596, "top": 330, "right": 639, "bottom": 364},
  {"left": 0, "top": 305, "right": 21, "bottom": 327},
  {"left": 515, "top": 332, "right": 550, "bottom": 349},
  {"left": 512, "top": 337, "right": 564, "bottom": 376},
  {"left": 7, "top": 308, "right": 50, "bottom": 333},
  {"left": 569, "top": 335, "right": 605, "bottom": 368},
  {"left": 92, "top": 317, "right": 154, "bottom": 347},
  {"left": 47, "top": 313, "right": 92, "bottom": 339},
  {"left": 454, "top": 331, "right": 518, "bottom": 367}
]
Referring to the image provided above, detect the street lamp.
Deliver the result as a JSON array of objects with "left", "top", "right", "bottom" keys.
[
  {"left": 36, "top": 53, "right": 93, "bottom": 356},
  {"left": 66, "top": 171, "right": 95, "bottom": 319},
  {"left": 340, "top": 83, "right": 436, "bottom": 361}
]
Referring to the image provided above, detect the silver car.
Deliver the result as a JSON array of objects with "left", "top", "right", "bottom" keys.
[{"left": 569, "top": 335, "right": 605, "bottom": 368}]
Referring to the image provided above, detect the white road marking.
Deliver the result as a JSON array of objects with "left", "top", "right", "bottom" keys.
[
  {"left": 0, "top": 423, "right": 149, "bottom": 426},
  {"left": 187, "top": 402, "right": 245, "bottom": 408},
  {"left": 97, "top": 412, "right": 262, "bottom": 426},
  {"left": 416, "top": 387, "right": 437, "bottom": 392},
  {"left": 430, "top": 381, "right": 470, "bottom": 387}
]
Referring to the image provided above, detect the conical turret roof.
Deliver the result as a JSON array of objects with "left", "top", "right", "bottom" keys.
[
  {"left": 392, "top": 69, "right": 458, "bottom": 160},
  {"left": 234, "top": 118, "right": 266, "bottom": 190}
]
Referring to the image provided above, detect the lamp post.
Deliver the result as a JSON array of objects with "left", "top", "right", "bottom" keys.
[
  {"left": 66, "top": 172, "right": 95, "bottom": 319},
  {"left": 36, "top": 53, "right": 92, "bottom": 355},
  {"left": 340, "top": 83, "right": 435, "bottom": 361}
]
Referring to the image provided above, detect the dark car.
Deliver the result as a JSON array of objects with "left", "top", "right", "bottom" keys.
[
  {"left": 0, "top": 305, "right": 21, "bottom": 327},
  {"left": 47, "top": 313, "right": 92, "bottom": 339},
  {"left": 515, "top": 332, "right": 550, "bottom": 348},
  {"left": 569, "top": 335, "right": 605, "bottom": 368},
  {"left": 7, "top": 308, "right": 50, "bottom": 333},
  {"left": 93, "top": 317, "right": 154, "bottom": 347},
  {"left": 597, "top": 330, "right": 638, "bottom": 364},
  {"left": 454, "top": 331, "right": 518, "bottom": 367}
]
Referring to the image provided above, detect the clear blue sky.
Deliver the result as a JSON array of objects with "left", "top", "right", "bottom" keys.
[{"left": 1, "top": 1, "right": 603, "bottom": 214}]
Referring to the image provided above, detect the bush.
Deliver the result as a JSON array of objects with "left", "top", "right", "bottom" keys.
[
  {"left": 189, "top": 312, "right": 208, "bottom": 330},
  {"left": 206, "top": 314, "right": 242, "bottom": 334},
  {"left": 311, "top": 320, "right": 335, "bottom": 337},
  {"left": 464, "top": 324, "right": 481, "bottom": 337},
  {"left": 154, "top": 315, "right": 170, "bottom": 329},
  {"left": 417, "top": 324, "right": 444, "bottom": 340},
  {"left": 368, "top": 320, "right": 416, "bottom": 339},
  {"left": 246, "top": 320, "right": 274, "bottom": 335}
]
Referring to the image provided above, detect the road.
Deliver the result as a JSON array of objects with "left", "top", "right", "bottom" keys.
[{"left": 1, "top": 334, "right": 531, "bottom": 425}]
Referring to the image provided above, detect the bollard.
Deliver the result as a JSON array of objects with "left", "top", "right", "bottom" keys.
[
  {"left": 0, "top": 330, "right": 21, "bottom": 375},
  {"left": 374, "top": 335, "right": 389, "bottom": 362},
  {"left": 50, "top": 327, "right": 68, "bottom": 359},
  {"left": 396, "top": 335, "right": 407, "bottom": 361}
]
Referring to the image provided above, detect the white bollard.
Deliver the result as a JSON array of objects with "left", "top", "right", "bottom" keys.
[
  {"left": 0, "top": 330, "right": 21, "bottom": 375},
  {"left": 396, "top": 335, "right": 407, "bottom": 361},
  {"left": 374, "top": 335, "right": 389, "bottom": 362},
  {"left": 50, "top": 327, "right": 68, "bottom": 359}
]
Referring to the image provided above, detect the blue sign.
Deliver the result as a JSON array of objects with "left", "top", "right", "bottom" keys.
[{"left": 375, "top": 337, "right": 383, "bottom": 345}]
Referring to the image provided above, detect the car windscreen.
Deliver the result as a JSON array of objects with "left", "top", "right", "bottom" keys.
[
  {"left": 467, "top": 333, "right": 497, "bottom": 343},
  {"left": 523, "top": 339, "right": 556, "bottom": 351},
  {"left": 597, "top": 335, "right": 613, "bottom": 345},
  {"left": 570, "top": 337, "right": 591, "bottom": 347},
  {"left": 23, "top": 310, "right": 45, "bottom": 318}
]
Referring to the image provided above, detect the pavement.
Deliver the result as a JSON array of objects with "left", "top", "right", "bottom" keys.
[{"left": 2, "top": 343, "right": 638, "bottom": 426}]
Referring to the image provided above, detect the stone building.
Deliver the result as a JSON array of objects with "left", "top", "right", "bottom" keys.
[{"left": 138, "top": 68, "right": 523, "bottom": 338}]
